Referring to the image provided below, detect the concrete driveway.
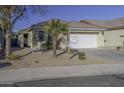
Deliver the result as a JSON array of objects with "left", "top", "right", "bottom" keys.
[{"left": 79, "top": 48, "right": 124, "bottom": 63}]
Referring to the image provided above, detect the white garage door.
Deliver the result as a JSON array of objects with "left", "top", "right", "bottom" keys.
[{"left": 69, "top": 34, "right": 97, "bottom": 48}]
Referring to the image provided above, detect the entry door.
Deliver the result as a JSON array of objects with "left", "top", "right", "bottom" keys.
[{"left": 69, "top": 34, "right": 97, "bottom": 48}]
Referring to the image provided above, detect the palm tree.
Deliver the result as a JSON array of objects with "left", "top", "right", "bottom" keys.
[
  {"left": 43, "top": 19, "right": 68, "bottom": 57},
  {"left": 0, "top": 5, "right": 47, "bottom": 61}
]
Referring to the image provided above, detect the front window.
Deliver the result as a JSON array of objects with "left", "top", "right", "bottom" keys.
[
  {"left": 39, "top": 31, "right": 44, "bottom": 41},
  {"left": 102, "top": 31, "right": 104, "bottom": 35}
]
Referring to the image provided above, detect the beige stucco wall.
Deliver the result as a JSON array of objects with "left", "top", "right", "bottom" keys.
[
  {"left": 18, "top": 31, "right": 32, "bottom": 48},
  {"left": 104, "top": 29, "right": 124, "bottom": 49},
  {"left": 18, "top": 30, "right": 106, "bottom": 49},
  {"left": 27, "top": 31, "right": 32, "bottom": 48},
  {"left": 29, "top": 31, "right": 33, "bottom": 48},
  {"left": 18, "top": 30, "right": 47, "bottom": 49}
]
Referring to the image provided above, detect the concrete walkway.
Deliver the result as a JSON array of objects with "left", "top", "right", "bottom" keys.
[{"left": 0, "top": 63, "right": 124, "bottom": 83}]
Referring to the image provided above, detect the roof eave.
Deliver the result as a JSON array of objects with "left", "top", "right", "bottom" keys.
[{"left": 69, "top": 27, "right": 108, "bottom": 31}]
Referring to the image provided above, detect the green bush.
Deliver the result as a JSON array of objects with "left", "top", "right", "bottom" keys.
[
  {"left": 46, "top": 42, "right": 52, "bottom": 49},
  {"left": 8, "top": 54, "right": 21, "bottom": 60},
  {"left": 78, "top": 52, "right": 86, "bottom": 60},
  {"left": 69, "top": 49, "right": 77, "bottom": 54},
  {"left": 41, "top": 42, "right": 52, "bottom": 49},
  {"left": 41, "top": 43, "right": 46, "bottom": 48},
  {"left": 116, "top": 46, "right": 121, "bottom": 51}
]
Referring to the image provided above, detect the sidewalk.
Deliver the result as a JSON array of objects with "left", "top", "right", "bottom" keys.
[{"left": 0, "top": 63, "right": 124, "bottom": 83}]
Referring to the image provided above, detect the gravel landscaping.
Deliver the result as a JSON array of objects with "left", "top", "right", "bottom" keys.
[{"left": 0, "top": 48, "right": 113, "bottom": 70}]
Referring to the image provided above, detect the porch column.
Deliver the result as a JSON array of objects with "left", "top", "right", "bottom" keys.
[{"left": 20, "top": 34, "right": 24, "bottom": 48}]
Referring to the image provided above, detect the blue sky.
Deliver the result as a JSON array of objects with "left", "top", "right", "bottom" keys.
[{"left": 14, "top": 5, "right": 124, "bottom": 31}]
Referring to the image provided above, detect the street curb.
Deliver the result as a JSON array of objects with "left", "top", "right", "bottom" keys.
[{"left": 0, "top": 63, "right": 124, "bottom": 83}]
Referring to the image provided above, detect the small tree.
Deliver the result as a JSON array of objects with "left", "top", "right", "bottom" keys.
[
  {"left": 0, "top": 5, "right": 47, "bottom": 61},
  {"left": 43, "top": 19, "right": 68, "bottom": 57}
]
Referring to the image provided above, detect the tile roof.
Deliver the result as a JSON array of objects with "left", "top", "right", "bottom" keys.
[
  {"left": 18, "top": 17, "right": 124, "bottom": 32},
  {"left": 68, "top": 21, "right": 102, "bottom": 28}
]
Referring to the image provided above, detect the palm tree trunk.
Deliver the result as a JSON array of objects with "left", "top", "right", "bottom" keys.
[
  {"left": 5, "top": 30, "right": 11, "bottom": 61},
  {"left": 53, "top": 35, "right": 57, "bottom": 57},
  {"left": 5, "top": 15, "right": 12, "bottom": 61}
]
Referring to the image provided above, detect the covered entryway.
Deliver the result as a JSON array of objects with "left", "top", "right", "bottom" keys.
[
  {"left": 23, "top": 34, "right": 29, "bottom": 47},
  {"left": 69, "top": 34, "right": 97, "bottom": 48}
]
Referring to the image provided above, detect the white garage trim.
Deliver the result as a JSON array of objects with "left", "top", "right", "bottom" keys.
[{"left": 69, "top": 34, "right": 97, "bottom": 49}]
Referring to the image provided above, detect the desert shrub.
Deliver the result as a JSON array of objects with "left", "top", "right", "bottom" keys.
[
  {"left": 7, "top": 54, "right": 21, "bottom": 60},
  {"left": 78, "top": 52, "right": 86, "bottom": 60},
  {"left": 69, "top": 49, "right": 77, "bottom": 54},
  {"left": 41, "top": 42, "right": 52, "bottom": 49},
  {"left": 46, "top": 42, "right": 52, "bottom": 49},
  {"left": 35, "top": 60, "right": 39, "bottom": 63},
  {"left": 116, "top": 46, "right": 121, "bottom": 51},
  {"left": 41, "top": 43, "right": 46, "bottom": 48}
]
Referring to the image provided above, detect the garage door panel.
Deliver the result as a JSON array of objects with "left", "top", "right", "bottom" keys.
[{"left": 69, "top": 34, "right": 97, "bottom": 48}]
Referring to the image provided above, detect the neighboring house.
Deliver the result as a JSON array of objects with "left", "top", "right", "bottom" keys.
[
  {"left": 0, "top": 29, "right": 18, "bottom": 50},
  {"left": 0, "top": 20, "right": 4, "bottom": 50},
  {"left": 85, "top": 17, "right": 124, "bottom": 49},
  {"left": 0, "top": 20, "right": 18, "bottom": 49},
  {"left": 0, "top": 27, "right": 4, "bottom": 49},
  {"left": 18, "top": 17, "right": 124, "bottom": 49}
]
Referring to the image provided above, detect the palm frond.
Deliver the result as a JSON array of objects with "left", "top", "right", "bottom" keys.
[{"left": 43, "top": 18, "right": 69, "bottom": 35}]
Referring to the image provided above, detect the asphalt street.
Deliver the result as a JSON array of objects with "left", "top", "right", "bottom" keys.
[{"left": 1, "top": 74, "right": 124, "bottom": 87}]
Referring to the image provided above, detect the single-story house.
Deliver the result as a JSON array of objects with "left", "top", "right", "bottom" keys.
[
  {"left": 0, "top": 20, "right": 4, "bottom": 49},
  {"left": 0, "top": 29, "right": 18, "bottom": 50},
  {"left": 18, "top": 17, "right": 124, "bottom": 49}
]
